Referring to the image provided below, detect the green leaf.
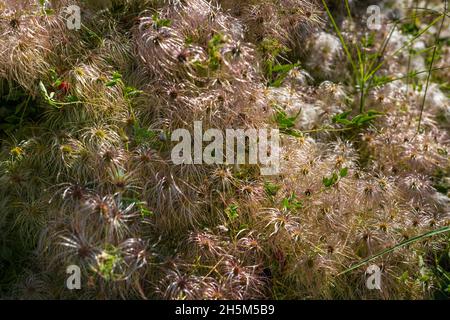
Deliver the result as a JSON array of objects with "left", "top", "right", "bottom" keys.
[
  {"left": 437, "top": 148, "right": 448, "bottom": 156},
  {"left": 264, "top": 181, "right": 280, "bottom": 197},
  {"left": 225, "top": 204, "right": 239, "bottom": 221},
  {"left": 401, "top": 22, "right": 420, "bottom": 35},
  {"left": 207, "top": 33, "right": 226, "bottom": 71},
  {"left": 124, "top": 86, "right": 143, "bottom": 99},
  {"left": 333, "top": 110, "right": 382, "bottom": 128},
  {"left": 362, "top": 33, "right": 375, "bottom": 48},
  {"left": 259, "top": 38, "right": 290, "bottom": 58},
  {"left": 332, "top": 111, "right": 352, "bottom": 125},
  {"left": 152, "top": 13, "right": 172, "bottom": 28},
  {"left": 53, "top": 79, "right": 62, "bottom": 87},
  {"left": 323, "top": 172, "right": 339, "bottom": 188},
  {"left": 105, "top": 71, "right": 122, "bottom": 87},
  {"left": 66, "top": 95, "right": 79, "bottom": 103},
  {"left": 122, "top": 198, "right": 153, "bottom": 218},
  {"left": 339, "top": 167, "right": 348, "bottom": 178},
  {"left": 38, "top": 81, "right": 48, "bottom": 97},
  {"left": 273, "top": 107, "right": 300, "bottom": 130},
  {"left": 268, "top": 63, "right": 300, "bottom": 87},
  {"left": 281, "top": 193, "right": 303, "bottom": 211}
]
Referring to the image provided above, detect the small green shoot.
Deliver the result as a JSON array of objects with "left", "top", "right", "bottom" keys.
[
  {"left": 225, "top": 203, "right": 239, "bottom": 221},
  {"left": 323, "top": 167, "right": 349, "bottom": 188},
  {"left": 152, "top": 13, "right": 172, "bottom": 29},
  {"left": 264, "top": 181, "right": 280, "bottom": 197},
  {"left": 105, "top": 71, "right": 123, "bottom": 87},
  {"left": 281, "top": 193, "right": 303, "bottom": 211},
  {"left": 332, "top": 110, "right": 383, "bottom": 128},
  {"left": 273, "top": 106, "right": 302, "bottom": 137}
]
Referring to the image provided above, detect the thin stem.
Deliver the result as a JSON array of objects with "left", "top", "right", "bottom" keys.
[
  {"left": 321, "top": 0, "right": 357, "bottom": 76},
  {"left": 369, "top": 14, "right": 443, "bottom": 79},
  {"left": 359, "top": 77, "right": 365, "bottom": 113},
  {"left": 367, "top": 66, "right": 450, "bottom": 89},
  {"left": 338, "top": 225, "right": 450, "bottom": 276},
  {"left": 406, "top": 0, "right": 420, "bottom": 97},
  {"left": 18, "top": 95, "right": 31, "bottom": 127},
  {"left": 366, "top": 23, "right": 396, "bottom": 76},
  {"left": 417, "top": 0, "right": 447, "bottom": 132},
  {"left": 362, "top": 23, "right": 398, "bottom": 110}
]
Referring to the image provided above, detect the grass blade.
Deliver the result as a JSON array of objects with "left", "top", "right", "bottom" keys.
[{"left": 338, "top": 225, "right": 450, "bottom": 276}]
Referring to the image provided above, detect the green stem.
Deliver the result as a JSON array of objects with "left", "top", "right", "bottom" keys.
[
  {"left": 417, "top": 0, "right": 447, "bottom": 132},
  {"left": 406, "top": 0, "right": 419, "bottom": 96},
  {"left": 338, "top": 225, "right": 450, "bottom": 276},
  {"left": 321, "top": 0, "right": 357, "bottom": 76},
  {"left": 368, "top": 66, "right": 450, "bottom": 89}
]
